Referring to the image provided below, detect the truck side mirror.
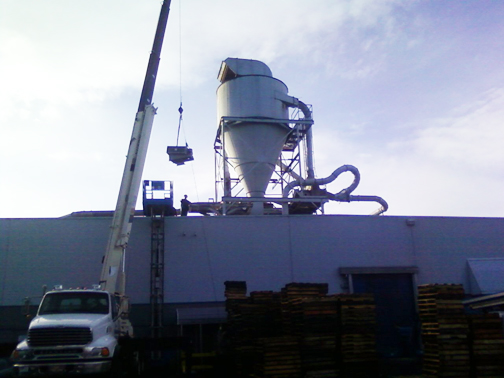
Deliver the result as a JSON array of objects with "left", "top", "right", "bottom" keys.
[{"left": 22, "top": 297, "right": 31, "bottom": 319}]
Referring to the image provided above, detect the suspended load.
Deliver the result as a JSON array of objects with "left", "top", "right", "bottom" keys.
[
  {"left": 167, "top": 102, "right": 194, "bottom": 165},
  {"left": 167, "top": 145, "right": 193, "bottom": 165}
]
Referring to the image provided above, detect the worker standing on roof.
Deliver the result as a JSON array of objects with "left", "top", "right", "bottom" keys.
[{"left": 180, "top": 194, "right": 190, "bottom": 216}]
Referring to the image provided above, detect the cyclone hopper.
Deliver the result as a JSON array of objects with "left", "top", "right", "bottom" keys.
[{"left": 217, "top": 58, "right": 292, "bottom": 213}]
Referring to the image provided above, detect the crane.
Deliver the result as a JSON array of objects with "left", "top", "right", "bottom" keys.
[
  {"left": 11, "top": 2, "right": 175, "bottom": 376},
  {"left": 99, "top": 1, "right": 172, "bottom": 336}
]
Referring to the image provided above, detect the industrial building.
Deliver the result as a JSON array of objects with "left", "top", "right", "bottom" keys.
[
  {"left": 2, "top": 214, "right": 504, "bottom": 356},
  {"left": 1, "top": 57, "right": 503, "bottom": 375}
]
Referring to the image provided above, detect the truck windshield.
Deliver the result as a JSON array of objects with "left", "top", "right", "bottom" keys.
[{"left": 38, "top": 292, "right": 109, "bottom": 315}]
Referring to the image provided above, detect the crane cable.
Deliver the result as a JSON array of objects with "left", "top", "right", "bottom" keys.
[
  {"left": 176, "top": 0, "right": 200, "bottom": 202},
  {"left": 176, "top": 0, "right": 186, "bottom": 147}
]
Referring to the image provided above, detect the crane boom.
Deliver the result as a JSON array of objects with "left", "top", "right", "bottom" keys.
[
  {"left": 137, "top": 0, "right": 171, "bottom": 112},
  {"left": 100, "top": 0, "right": 172, "bottom": 295}
]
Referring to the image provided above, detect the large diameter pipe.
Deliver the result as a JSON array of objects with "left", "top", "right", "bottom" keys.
[
  {"left": 327, "top": 193, "right": 389, "bottom": 216},
  {"left": 282, "top": 164, "right": 387, "bottom": 215},
  {"left": 296, "top": 100, "right": 315, "bottom": 179},
  {"left": 350, "top": 195, "right": 389, "bottom": 216},
  {"left": 282, "top": 164, "right": 360, "bottom": 198}
]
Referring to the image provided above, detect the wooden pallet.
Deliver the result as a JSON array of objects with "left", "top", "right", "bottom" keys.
[
  {"left": 468, "top": 313, "right": 504, "bottom": 377},
  {"left": 418, "top": 284, "right": 470, "bottom": 378},
  {"left": 255, "top": 336, "right": 302, "bottom": 378},
  {"left": 224, "top": 282, "right": 379, "bottom": 377}
]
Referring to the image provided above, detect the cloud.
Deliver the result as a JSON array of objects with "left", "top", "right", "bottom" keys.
[
  {"left": 0, "top": 0, "right": 414, "bottom": 115},
  {"left": 0, "top": 1, "right": 161, "bottom": 111},
  {"left": 175, "top": 0, "right": 415, "bottom": 84},
  {"left": 1, "top": 0, "right": 502, "bottom": 219},
  {"left": 412, "top": 87, "right": 504, "bottom": 171},
  {"left": 310, "top": 84, "right": 504, "bottom": 217}
]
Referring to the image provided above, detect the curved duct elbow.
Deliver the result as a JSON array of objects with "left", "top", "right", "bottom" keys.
[
  {"left": 283, "top": 164, "right": 388, "bottom": 216},
  {"left": 297, "top": 100, "right": 312, "bottom": 121},
  {"left": 351, "top": 196, "right": 388, "bottom": 216},
  {"left": 282, "top": 165, "right": 360, "bottom": 198}
]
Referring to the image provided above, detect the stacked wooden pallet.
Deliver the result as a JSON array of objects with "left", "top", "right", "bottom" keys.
[
  {"left": 279, "top": 284, "right": 340, "bottom": 377},
  {"left": 301, "top": 334, "right": 339, "bottom": 377},
  {"left": 418, "top": 284, "right": 470, "bottom": 378},
  {"left": 468, "top": 313, "right": 504, "bottom": 377},
  {"left": 287, "top": 297, "right": 339, "bottom": 336},
  {"left": 223, "top": 281, "right": 254, "bottom": 376},
  {"left": 224, "top": 281, "right": 251, "bottom": 342},
  {"left": 254, "top": 336, "right": 302, "bottom": 378},
  {"left": 298, "top": 297, "right": 340, "bottom": 377},
  {"left": 279, "top": 284, "right": 337, "bottom": 377},
  {"left": 247, "top": 291, "right": 283, "bottom": 339},
  {"left": 281, "top": 283, "right": 329, "bottom": 337},
  {"left": 223, "top": 282, "right": 378, "bottom": 378},
  {"left": 281, "top": 282, "right": 329, "bottom": 298},
  {"left": 339, "top": 294, "right": 378, "bottom": 377},
  {"left": 224, "top": 280, "right": 248, "bottom": 299}
]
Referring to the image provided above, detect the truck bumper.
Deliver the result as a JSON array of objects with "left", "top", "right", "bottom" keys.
[{"left": 13, "top": 359, "right": 112, "bottom": 376}]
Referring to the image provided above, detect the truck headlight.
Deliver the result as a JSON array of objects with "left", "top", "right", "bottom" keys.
[
  {"left": 87, "top": 347, "right": 110, "bottom": 357},
  {"left": 11, "top": 349, "right": 33, "bottom": 361}
]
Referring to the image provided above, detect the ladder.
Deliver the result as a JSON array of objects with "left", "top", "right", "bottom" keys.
[{"left": 150, "top": 215, "right": 165, "bottom": 338}]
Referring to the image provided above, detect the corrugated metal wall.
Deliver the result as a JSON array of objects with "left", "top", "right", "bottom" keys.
[{"left": 2, "top": 214, "right": 503, "bottom": 308}]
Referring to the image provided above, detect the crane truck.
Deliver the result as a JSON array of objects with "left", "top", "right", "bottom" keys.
[{"left": 10, "top": 1, "right": 173, "bottom": 375}]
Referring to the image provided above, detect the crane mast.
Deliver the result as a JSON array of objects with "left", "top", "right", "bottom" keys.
[{"left": 100, "top": 0, "right": 172, "bottom": 296}]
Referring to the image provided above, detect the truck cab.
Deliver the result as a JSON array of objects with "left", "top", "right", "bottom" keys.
[{"left": 11, "top": 289, "right": 120, "bottom": 376}]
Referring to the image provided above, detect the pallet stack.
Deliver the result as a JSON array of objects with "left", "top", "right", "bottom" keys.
[
  {"left": 280, "top": 284, "right": 338, "bottom": 377},
  {"left": 223, "top": 281, "right": 254, "bottom": 376},
  {"left": 468, "top": 313, "right": 504, "bottom": 377},
  {"left": 248, "top": 291, "right": 283, "bottom": 339},
  {"left": 254, "top": 336, "right": 302, "bottom": 378},
  {"left": 418, "top": 284, "right": 470, "bottom": 378},
  {"left": 339, "top": 294, "right": 378, "bottom": 377},
  {"left": 296, "top": 297, "right": 340, "bottom": 377},
  {"left": 224, "top": 280, "right": 248, "bottom": 300},
  {"left": 281, "top": 282, "right": 330, "bottom": 298},
  {"left": 301, "top": 334, "right": 339, "bottom": 378},
  {"left": 224, "top": 281, "right": 251, "bottom": 344},
  {"left": 223, "top": 282, "right": 378, "bottom": 378},
  {"left": 280, "top": 284, "right": 340, "bottom": 377},
  {"left": 281, "top": 283, "right": 329, "bottom": 336}
]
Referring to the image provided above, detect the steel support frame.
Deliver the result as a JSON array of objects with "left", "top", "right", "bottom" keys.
[{"left": 213, "top": 113, "right": 313, "bottom": 213}]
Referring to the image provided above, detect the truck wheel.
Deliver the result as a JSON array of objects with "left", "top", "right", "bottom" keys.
[{"left": 111, "top": 349, "right": 123, "bottom": 377}]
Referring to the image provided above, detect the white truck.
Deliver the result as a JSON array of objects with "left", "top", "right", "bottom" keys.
[
  {"left": 11, "top": 290, "right": 121, "bottom": 375},
  {"left": 10, "top": 1, "right": 172, "bottom": 375}
]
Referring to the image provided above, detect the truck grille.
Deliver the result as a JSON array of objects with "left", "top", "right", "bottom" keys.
[
  {"left": 33, "top": 348, "right": 84, "bottom": 359},
  {"left": 27, "top": 327, "right": 92, "bottom": 347}
]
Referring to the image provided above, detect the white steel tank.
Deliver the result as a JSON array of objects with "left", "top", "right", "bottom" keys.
[{"left": 217, "top": 58, "right": 291, "bottom": 198}]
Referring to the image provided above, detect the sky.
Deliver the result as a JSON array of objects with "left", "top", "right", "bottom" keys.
[{"left": 1, "top": 0, "right": 503, "bottom": 218}]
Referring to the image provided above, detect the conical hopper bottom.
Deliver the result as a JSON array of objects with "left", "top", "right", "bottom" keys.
[{"left": 224, "top": 122, "right": 290, "bottom": 197}]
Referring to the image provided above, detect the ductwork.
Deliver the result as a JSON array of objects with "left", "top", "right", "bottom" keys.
[
  {"left": 282, "top": 165, "right": 360, "bottom": 198},
  {"left": 282, "top": 164, "right": 388, "bottom": 216},
  {"left": 296, "top": 101, "right": 315, "bottom": 179}
]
